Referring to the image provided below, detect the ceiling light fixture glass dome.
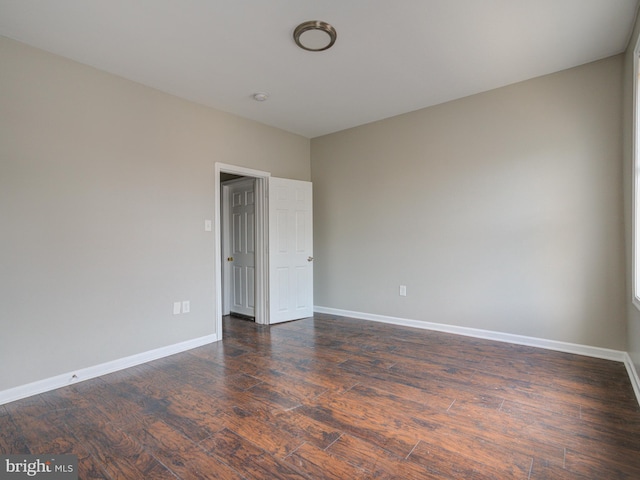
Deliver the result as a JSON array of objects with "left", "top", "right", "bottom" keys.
[{"left": 293, "top": 21, "right": 337, "bottom": 52}]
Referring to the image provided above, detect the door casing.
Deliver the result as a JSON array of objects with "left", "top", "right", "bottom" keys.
[{"left": 215, "top": 163, "right": 270, "bottom": 337}]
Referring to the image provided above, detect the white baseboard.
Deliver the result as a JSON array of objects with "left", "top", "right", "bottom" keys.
[
  {"left": 314, "top": 306, "right": 627, "bottom": 361},
  {"left": 0, "top": 333, "right": 218, "bottom": 406},
  {"left": 624, "top": 353, "right": 640, "bottom": 405}
]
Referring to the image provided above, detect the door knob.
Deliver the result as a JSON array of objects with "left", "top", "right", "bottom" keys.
[
  {"left": 227, "top": 257, "right": 234, "bottom": 262},
  {"left": 307, "top": 256, "right": 314, "bottom": 262}
]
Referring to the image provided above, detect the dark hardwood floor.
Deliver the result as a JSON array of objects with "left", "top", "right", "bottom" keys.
[{"left": 1, "top": 313, "right": 640, "bottom": 479}]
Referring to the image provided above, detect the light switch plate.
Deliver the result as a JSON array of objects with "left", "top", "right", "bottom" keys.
[
  {"left": 204, "top": 220, "right": 212, "bottom": 232},
  {"left": 173, "top": 302, "right": 181, "bottom": 315},
  {"left": 182, "top": 300, "right": 190, "bottom": 313}
]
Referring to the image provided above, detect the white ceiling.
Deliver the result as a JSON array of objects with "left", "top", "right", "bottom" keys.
[{"left": 0, "top": 0, "right": 638, "bottom": 138}]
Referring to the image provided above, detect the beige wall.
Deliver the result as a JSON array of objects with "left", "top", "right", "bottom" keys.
[
  {"left": 312, "top": 55, "right": 626, "bottom": 349},
  {"left": 0, "top": 37, "right": 310, "bottom": 391},
  {"left": 624, "top": 18, "right": 640, "bottom": 373},
  {"left": 1, "top": 31, "right": 632, "bottom": 394}
]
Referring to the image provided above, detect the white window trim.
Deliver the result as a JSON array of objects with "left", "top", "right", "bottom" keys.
[{"left": 633, "top": 36, "right": 640, "bottom": 311}]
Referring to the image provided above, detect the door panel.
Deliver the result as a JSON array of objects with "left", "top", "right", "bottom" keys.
[
  {"left": 229, "top": 179, "right": 256, "bottom": 318},
  {"left": 269, "top": 177, "right": 313, "bottom": 324}
]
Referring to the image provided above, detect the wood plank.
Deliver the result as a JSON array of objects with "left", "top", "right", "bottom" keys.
[
  {"left": 271, "top": 407, "right": 344, "bottom": 450},
  {"left": 71, "top": 416, "right": 177, "bottom": 479},
  {"left": 218, "top": 405, "right": 306, "bottom": 458},
  {"left": 563, "top": 448, "right": 640, "bottom": 479},
  {"left": 498, "top": 400, "right": 640, "bottom": 469},
  {"left": 199, "top": 428, "right": 308, "bottom": 479},
  {"left": 528, "top": 457, "right": 592, "bottom": 480},
  {"left": 326, "top": 433, "right": 440, "bottom": 480},
  {"left": 120, "top": 417, "right": 244, "bottom": 480},
  {"left": 408, "top": 439, "right": 533, "bottom": 479},
  {"left": 0, "top": 404, "right": 30, "bottom": 454},
  {"left": 295, "top": 399, "right": 421, "bottom": 458},
  {"left": 284, "top": 441, "right": 368, "bottom": 480}
]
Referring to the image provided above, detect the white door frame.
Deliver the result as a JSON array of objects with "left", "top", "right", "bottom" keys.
[
  {"left": 221, "top": 183, "right": 231, "bottom": 316},
  {"left": 214, "top": 163, "right": 270, "bottom": 338}
]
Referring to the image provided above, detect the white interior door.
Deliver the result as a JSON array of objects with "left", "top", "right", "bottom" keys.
[
  {"left": 269, "top": 177, "right": 313, "bottom": 324},
  {"left": 228, "top": 179, "right": 255, "bottom": 318}
]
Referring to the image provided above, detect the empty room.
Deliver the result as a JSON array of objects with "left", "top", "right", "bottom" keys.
[{"left": 2, "top": 1, "right": 640, "bottom": 478}]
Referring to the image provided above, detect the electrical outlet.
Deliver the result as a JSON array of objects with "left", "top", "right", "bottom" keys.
[
  {"left": 173, "top": 302, "right": 181, "bottom": 315},
  {"left": 182, "top": 300, "right": 190, "bottom": 313},
  {"left": 399, "top": 285, "right": 407, "bottom": 296}
]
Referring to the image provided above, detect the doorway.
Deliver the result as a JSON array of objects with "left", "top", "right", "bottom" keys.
[
  {"left": 214, "top": 163, "right": 314, "bottom": 339},
  {"left": 215, "top": 164, "right": 270, "bottom": 337},
  {"left": 222, "top": 177, "right": 256, "bottom": 320}
]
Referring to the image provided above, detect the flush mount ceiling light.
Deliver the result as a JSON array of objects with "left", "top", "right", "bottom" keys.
[
  {"left": 252, "top": 92, "right": 269, "bottom": 102},
  {"left": 293, "top": 20, "right": 337, "bottom": 52}
]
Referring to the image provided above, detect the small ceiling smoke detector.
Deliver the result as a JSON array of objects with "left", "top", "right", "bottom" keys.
[
  {"left": 253, "top": 92, "right": 269, "bottom": 102},
  {"left": 293, "top": 21, "right": 337, "bottom": 52}
]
